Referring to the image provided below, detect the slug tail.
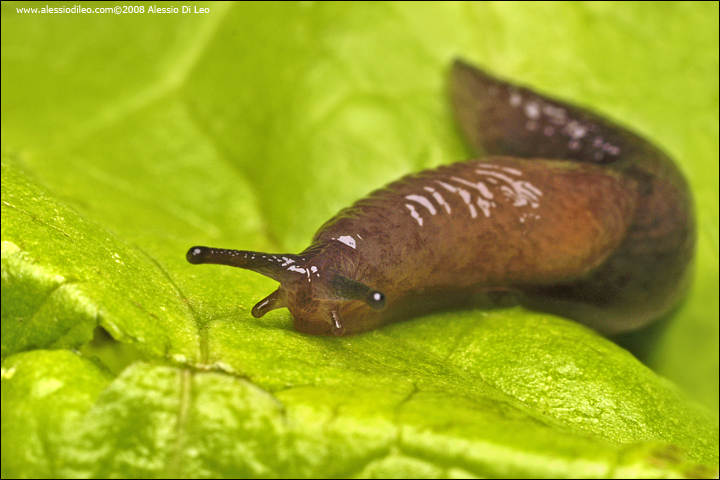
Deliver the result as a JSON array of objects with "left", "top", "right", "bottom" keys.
[
  {"left": 449, "top": 60, "right": 695, "bottom": 334},
  {"left": 186, "top": 246, "right": 301, "bottom": 284},
  {"left": 449, "top": 59, "right": 647, "bottom": 167}
]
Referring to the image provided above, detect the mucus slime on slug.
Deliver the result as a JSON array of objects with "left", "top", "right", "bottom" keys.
[{"left": 187, "top": 60, "right": 695, "bottom": 337}]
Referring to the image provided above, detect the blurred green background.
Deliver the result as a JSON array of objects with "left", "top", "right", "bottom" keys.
[{"left": 2, "top": 2, "right": 718, "bottom": 478}]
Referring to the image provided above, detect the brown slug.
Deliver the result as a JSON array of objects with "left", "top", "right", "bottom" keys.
[{"left": 187, "top": 60, "right": 695, "bottom": 336}]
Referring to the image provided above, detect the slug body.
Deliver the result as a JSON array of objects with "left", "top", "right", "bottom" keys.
[{"left": 188, "top": 60, "right": 695, "bottom": 336}]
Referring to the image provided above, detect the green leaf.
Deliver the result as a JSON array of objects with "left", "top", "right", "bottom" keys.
[
  {"left": 1, "top": 350, "right": 112, "bottom": 478},
  {"left": 2, "top": 2, "right": 718, "bottom": 478}
]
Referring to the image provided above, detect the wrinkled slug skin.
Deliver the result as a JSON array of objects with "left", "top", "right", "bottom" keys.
[{"left": 188, "top": 60, "right": 695, "bottom": 336}]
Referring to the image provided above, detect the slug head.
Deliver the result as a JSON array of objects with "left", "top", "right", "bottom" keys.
[{"left": 187, "top": 246, "right": 386, "bottom": 335}]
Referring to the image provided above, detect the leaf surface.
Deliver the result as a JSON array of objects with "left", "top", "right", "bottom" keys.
[{"left": 2, "top": 2, "right": 718, "bottom": 478}]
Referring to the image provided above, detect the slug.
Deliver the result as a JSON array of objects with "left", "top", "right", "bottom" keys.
[{"left": 187, "top": 60, "right": 695, "bottom": 336}]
